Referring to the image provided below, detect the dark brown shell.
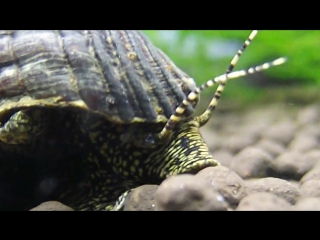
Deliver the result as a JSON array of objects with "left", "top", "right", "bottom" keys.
[{"left": 0, "top": 30, "right": 197, "bottom": 123}]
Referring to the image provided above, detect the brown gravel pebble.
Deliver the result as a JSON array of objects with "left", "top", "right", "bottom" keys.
[
  {"left": 123, "top": 185, "right": 157, "bottom": 211},
  {"left": 296, "top": 124, "right": 320, "bottom": 139},
  {"left": 296, "top": 105, "right": 320, "bottom": 126},
  {"left": 299, "top": 180, "right": 320, "bottom": 198},
  {"left": 29, "top": 201, "right": 74, "bottom": 211},
  {"left": 272, "top": 151, "right": 314, "bottom": 180},
  {"left": 300, "top": 168, "right": 320, "bottom": 183},
  {"left": 235, "top": 123, "right": 267, "bottom": 140},
  {"left": 229, "top": 147, "right": 273, "bottom": 179},
  {"left": 262, "top": 121, "right": 296, "bottom": 145},
  {"left": 254, "top": 138, "right": 286, "bottom": 157},
  {"left": 200, "top": 126, "right": 222, "bottom": 151},
  {"left": 155, "top": 174, "right": 228, "bottom": 211},
  {"left": 288, "top": 180, "right": 300, "bottom": 190},
  {"left": 242, "top": 104, "right": 282, "bottom": 127},
  {"left": 306, "top": 150, "right": 320, "bottom": 169},
  {"left": 244, "top": 177, "right": 301, "bottom": 204},
  {"left": 236, "top": 192, "right": 291, "bottom": 211},
  {"left": 293, "top": 197, "right": 320, "bottom": 210},
  {"left": 222, "top": 135, "right": 256, "bottom": 154},
  {"left": 288, "top": 135, "right": 319, "bottom": 153},
  {"left": 211, "top": 150, "right": 233, "bottom": 168},
  {"left": 196, "top": 166, "right": 247, "bottom": 208}
]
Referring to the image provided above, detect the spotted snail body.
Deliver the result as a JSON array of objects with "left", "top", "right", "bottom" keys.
[{"left": 0, "top": 30, "right": 285, "bottom": 210}]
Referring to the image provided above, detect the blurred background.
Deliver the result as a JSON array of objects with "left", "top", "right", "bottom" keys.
[{"left": 143, "top": 30, "right": 320, "bottom": 110}]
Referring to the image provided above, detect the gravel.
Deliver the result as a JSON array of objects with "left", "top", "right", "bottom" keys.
[
  {"left": 154, "top": 174, "right": 228, "bottom": 211},
  {"left": 30, "top": 201, "right": 74, "bottom": 211},
  {"left": 29, "top": 103, "right": 320, "bottom": 211}
]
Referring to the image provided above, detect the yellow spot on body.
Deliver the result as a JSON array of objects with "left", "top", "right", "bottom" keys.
[
  {"left": 125, "top": 145, "right": 131, "bottom": 150},
  {"left": 19, "top": 96, "right": 33, "bottom": 102},
  {"left": 128, "top": 52, "right": 137, "bottom": 60},
  {"left": 130, "top": 166, "right": 136, "bottom": 172},
  {"left": 70, "top": 75, "right": 77, "bottom": 85},
  {"left": 89, "top": 131, "right": 100, "bottom": 143},
  {"left": 70, "top": 100, "right": 88, "bottom": 109},
  {"left": 134, "top": 159, "right": 140, "bottom": 165},
  {"left": 125, "top": 43, "right": 131, "bottom": 51},
  {"left": 90, "top": 121, "right": 102, "bottom": 129},
  {"left": 107, "top": 37, "right": 112, "bottom": 43},
  {"left": 156, "top": 107, "right": 163, "bottom": 114},
  {"left": 123, "top": 171, "right": 129, "bottom": 176},
  {"left": 123, "top": 161, "right": 127, "bottom": 168},
  {"left": 106, "top": 178, "right": 112, "bottom": 183}
]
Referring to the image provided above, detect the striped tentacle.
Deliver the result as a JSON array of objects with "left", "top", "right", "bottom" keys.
[
  {"left": 195, "top": 57, "right": 286, "bottom": 125},
  {"left": 158, "top": 30, "right": 261, "bottom": 140}
]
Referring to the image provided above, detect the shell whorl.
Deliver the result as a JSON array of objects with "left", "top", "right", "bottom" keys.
[{"left": 0, "top": 30, "right": 197, "bottom": 123}]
